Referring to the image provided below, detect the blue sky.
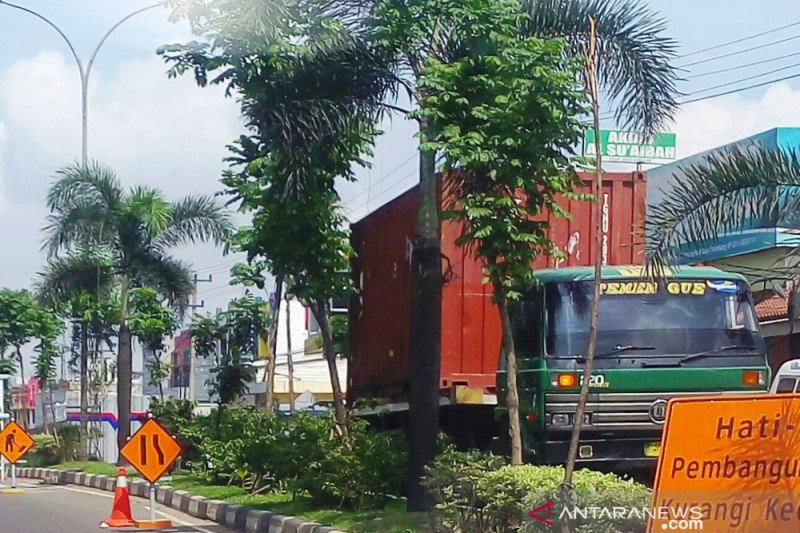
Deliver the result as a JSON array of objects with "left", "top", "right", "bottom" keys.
[{"left": 2, "top": 0, "right": 800, "bottom": 334}]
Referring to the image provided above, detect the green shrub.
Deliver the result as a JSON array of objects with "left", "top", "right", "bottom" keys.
[
  {"left": 291, "top": 417, "right": 408, "bottom": 510},
  {"left": 57, "top": 425, "right": 80, "bottom": 463},
  {"left": 27, "top": 434, "right": 59, "bottom": 467},
  {"left": 423, "top": 449, "right": 650, "bottom": 532},
  {"left": 422, "top": 448, "right": 508, "bottom": 531},
  {"left": 148, "top": 399, "right": 203, "bottom": 466},
  {"left": 190, "top": 408, "right": 408, "bottom": 511}
]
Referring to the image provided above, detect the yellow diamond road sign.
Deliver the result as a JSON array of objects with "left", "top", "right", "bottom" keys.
[
  {"left": 120, "top": 419, "right": 181, "bottom": 484},
  {"left": 0, "top": 421, "right": 34, "bottom": 464}
]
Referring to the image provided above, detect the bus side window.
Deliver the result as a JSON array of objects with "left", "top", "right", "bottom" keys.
[{"left": 776, "top": 378, "right": 796, "bottom": 393}]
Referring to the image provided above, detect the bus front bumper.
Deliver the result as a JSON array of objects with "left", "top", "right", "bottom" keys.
[{"left": 536, "top": 436, "right": 662, "bottom": 468}]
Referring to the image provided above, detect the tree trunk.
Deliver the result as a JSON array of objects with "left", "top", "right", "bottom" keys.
[
  {"left": 563, "top": 17, "right": 602, "bottom": 516},
  {"left": 497, "top": 295, "right": 523, "bottom": 465},
  {"left": 116, "top": 277, "right": 132, "bottom": 465},
  {"left": 264, "top": 273, "right": 284, "bottom": 415},
  {"left": 116, "top": 323, "right": 133, "bottom": 464},
  {"left": 79, "top": 324, "right": 90, "bottom": 461},
  {"left": 407, "top": 128, "right": 442, "bottom": 512},
  {"left": 313, "top": 302, "right": 347, "bottom": 435},
  {"left": 285, "top": 293, "right": 295, "bottom": 415},
  {"left": 157, "top": 357, "right": 165, "bottom": 403},
  {"left": 15, "top": 346, "right": 24, "bottom": 385}
]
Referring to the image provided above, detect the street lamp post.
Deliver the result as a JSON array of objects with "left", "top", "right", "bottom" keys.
[
  {"left": 0, "top": 1, "right": 160, "bottom": 166},
  {"left": 0, "top": 373, "right": 10, "bottom": 484},
  {"left": 0, "top": 0, "right": 161, "bottom": 466}
]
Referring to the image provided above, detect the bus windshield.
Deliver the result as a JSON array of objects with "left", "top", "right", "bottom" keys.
[{"left": 544, "top": 279, "right": 761, "bottom": 357}]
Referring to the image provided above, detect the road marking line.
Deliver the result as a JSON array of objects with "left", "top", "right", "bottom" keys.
[
  {"left": 59, "top": 484, "right": 218, "bottom": 532},
  {"left": 60, "top": 486, "right": 113, "bottom": 498},
  {"left": 144, "top": 505, "right": 219, "bottom": 533}
]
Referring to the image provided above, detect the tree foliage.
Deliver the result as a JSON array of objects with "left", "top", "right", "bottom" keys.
[
  {"left": 43, "top": 161, "right": 233, "bottom": 458},
  {"left": 646, "top": 146, "right": 800, "bottom": 273},
  {"left": 421, "top": 9, "right": 587, "bottom": 298},
  {"left": 0, "top": 288, "right": 61, "bottom": 379},
  {"left": 191, "top": 295, "right": 268, "bottom": 405},
  {"left": 129, "top": 287, "right": 179, "bottom": 353},
  {"left": 521, "top": 0, "right": 678, "bottom": 136},
  {"left": 419, "top": 0, "right": 587, "bottom": 465}
]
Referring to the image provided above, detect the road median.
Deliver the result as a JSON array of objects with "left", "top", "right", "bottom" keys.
[{"left": 15, "top": 467, "right": 348, "bottom": 533}]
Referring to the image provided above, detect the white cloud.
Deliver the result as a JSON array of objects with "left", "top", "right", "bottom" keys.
[
  {"left": 0, "top": 50, "right": 243, "bottom": 289},
  {"left": 672, "top": 82, "right": 800, "bottom": 159}
]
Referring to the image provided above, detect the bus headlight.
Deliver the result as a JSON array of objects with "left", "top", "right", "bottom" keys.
[{"left": 551, "top": 414, "right": 570, "bottom": 425}]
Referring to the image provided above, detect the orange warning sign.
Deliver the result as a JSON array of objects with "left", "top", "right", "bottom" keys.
[
  {"left": 0, "top": 421, "right": 34, "bottom": 464},
  {"left": 120, "top": 418, "right": 181, "bottom": 484},
  {"left": 650, "top": 393, "right": 800, "bottom": 532}
]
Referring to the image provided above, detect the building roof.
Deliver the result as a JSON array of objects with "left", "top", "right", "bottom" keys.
[
  {"left": 756, "top": 293, "right": 789, "bottom": 321},
  {"left": 533, "top": 265, "right": 747, "bottom": 283}
]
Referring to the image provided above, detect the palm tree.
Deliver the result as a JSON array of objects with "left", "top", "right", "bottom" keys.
[
  {"left": 161, "top": 0, "right": 677, "bottom": 509},
  {"left": 521, "top": 0, "right": 679, "bottom": 494},
  {"left": 44, "top": 162, "right": 233, "bottom": 462},
  {"left": 35, "top": 250, "right": 115, "bottom": 460},
  {"left": 647, "top": 146, "right": 800, "bottom": 272}
]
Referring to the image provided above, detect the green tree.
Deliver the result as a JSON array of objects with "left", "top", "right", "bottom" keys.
[
  {"left": 0, "top": 288, "right": 60, "bottom": 382},
  {"left": 646, "top": 146, "right": 800, "bottom": 272},
  {"left": 160, "top": 0, "right": 382, "bottom": 433},
  {"left": 191, "top": 295, "right": 267, "bottom": 406},
  {"left": 160, "top": 0, "right": 657, "bottom": 509},
  {"left": 35, "top": 250, "right": 116, "bottom": 459},
  {"left": 519, "top": 0, "right": 679, "bottom": 494},
  {"left": 419, "top": 3, "right": 587, "bottom": 465},
  {"left": 43, "top": 162, "right": 233, "bottom": 462},
  {"left": 129, "top": 287, "right": 179, "bottom": 402}
]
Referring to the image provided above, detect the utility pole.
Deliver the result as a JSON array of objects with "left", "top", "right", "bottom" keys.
[
  {"left": 0, "top": 374, "right": 8, "bottom": 483},
  {"left": 187, "top": 274, "right": 212, "bottom": 401}
]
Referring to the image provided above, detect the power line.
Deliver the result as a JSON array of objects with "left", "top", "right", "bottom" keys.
[
  {"left": 679, "top": 20, "right": 800, "bottom": 59},
  {"left": 342, "top": 151, "right": 417, "bottom": 207},
  {"left": 682, "top": 70, "right": 800, "bottom": 105},
  {"left": 680, "top": 34, "right": 800, "bottom": 68},
  {"left": 344, "top": 167, "right": 419, "bottom": 216},
  {"left": 599, "top": 59, "right": 800, "bottom": 121},
  {"left": 690, "top": 51, "right": 800, "bottom": 79},
  {"left": 688, "top": 60, "right": 800, "bottom": 95}
]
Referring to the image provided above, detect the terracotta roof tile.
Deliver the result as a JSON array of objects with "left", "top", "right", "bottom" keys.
[{"left": 756, "top": 293, "right": 788, "bottom": 321}]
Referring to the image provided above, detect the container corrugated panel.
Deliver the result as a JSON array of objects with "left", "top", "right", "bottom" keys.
[{"left": 349, "top": 172, "right": 646, "bottom": 402}]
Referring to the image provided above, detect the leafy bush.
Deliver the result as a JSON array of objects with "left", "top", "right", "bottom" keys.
[
  {"left": 148, "top": 399, "right": 203, "bottom": 465},
  {"left": 189, "top": 408, "right": 408, "bottom": 510},
  {"left": 423, "top": 449, "right": 650, "bottom": 532},
  {"left": 422, "top": 448, "right": 508, "bottom": 531},
  {"left": 27, "top": 433, "right": 59, "bottom": 467},
  {"left": 291, "top": 417, "right": 408, "bottom": 510},
  {"left": 26, "top": 426, "right": 83, "bottom": 467},
  {"left": 57, "top": 425, "right": 80, "bottom": 463}
]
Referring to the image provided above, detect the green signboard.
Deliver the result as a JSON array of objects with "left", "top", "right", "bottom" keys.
[{"left": 584, "top": 129, "right": 676, "bottom": 164}]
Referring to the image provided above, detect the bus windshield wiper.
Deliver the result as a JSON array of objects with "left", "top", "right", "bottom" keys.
[
  {"left": 597, "top": 345, "right": 656, "bottom": 357},
  {"left": 679, "top": 344, "right": 757, "bottom": 364},
  {"left": 553, "top": 345, "right": 655, "bottom": 361}
]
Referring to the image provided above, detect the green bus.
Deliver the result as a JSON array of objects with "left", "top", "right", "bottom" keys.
[{"left": 496, "top": 265, "right": 769, "bottom": 468}]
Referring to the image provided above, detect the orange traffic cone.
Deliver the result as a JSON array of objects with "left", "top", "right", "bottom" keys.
[{"left": 100, "top": 468, "right": 136, "bottom": 529}]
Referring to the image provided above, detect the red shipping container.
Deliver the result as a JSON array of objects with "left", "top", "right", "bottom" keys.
[{"left": 348, "top": 172, "right": 646, "bottom": 403}]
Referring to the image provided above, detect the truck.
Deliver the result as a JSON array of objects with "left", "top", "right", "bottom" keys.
[{"left": 347, "top": 171, "right": 770, "bottom": 468}]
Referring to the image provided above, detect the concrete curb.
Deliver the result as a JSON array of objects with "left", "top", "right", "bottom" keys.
[{"left": 15, "top": 467, "right": 347, "bottom": 533}]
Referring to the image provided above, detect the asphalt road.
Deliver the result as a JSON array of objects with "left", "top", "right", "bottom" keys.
[{"left": 0, "top": 479, "right": 236, "bottom": 533}]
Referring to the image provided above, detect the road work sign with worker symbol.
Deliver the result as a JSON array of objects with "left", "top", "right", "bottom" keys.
[
  {"left": 649, "top": 393, "right": 800, "bottom": 532},
  {"left": 0, "top": 421, "right": 34, "bottom": 464},
  {"left": 120, "top": 418, "right": 181, "bottom": 484}
]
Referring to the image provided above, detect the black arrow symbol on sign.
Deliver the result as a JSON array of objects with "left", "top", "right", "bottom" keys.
[{"left": 140, "top": 434, "right": 166, "bottom": 466}]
